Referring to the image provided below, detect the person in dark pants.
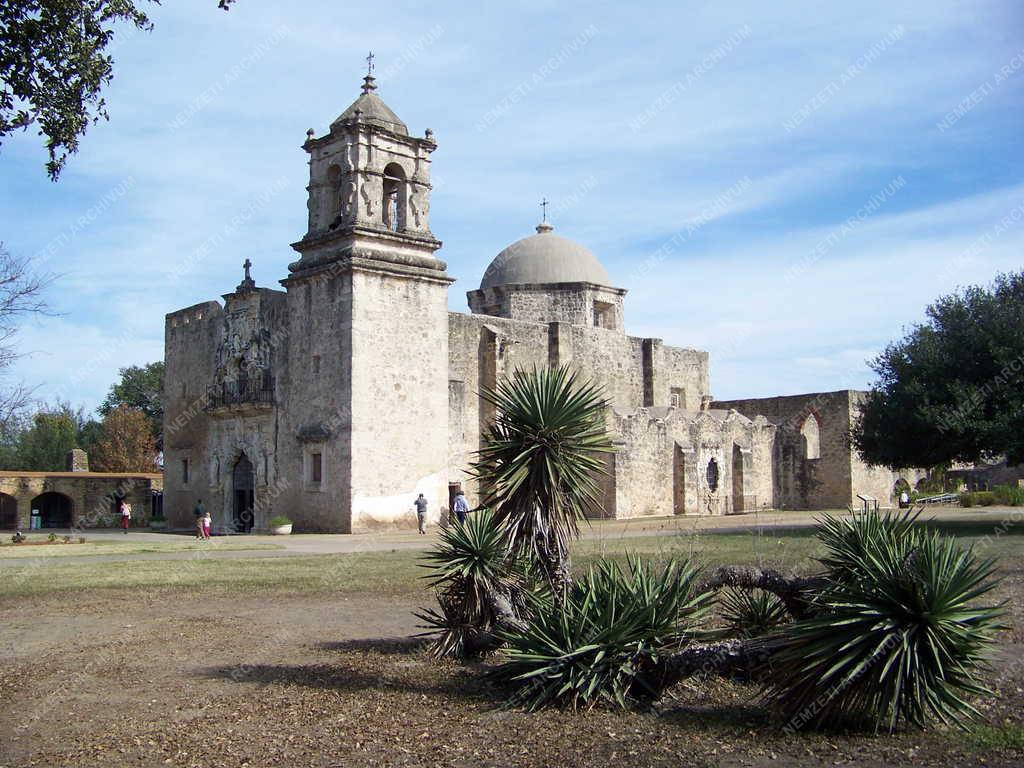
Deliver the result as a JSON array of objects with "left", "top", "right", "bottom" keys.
[
  {"left": 414, "top": 494, "right": 428, "bottom": 534},
  {"left": 194, "top": 499, "right": 206, "bottom": 540},
  {"left": 452, "top": 491, "right": 469, "bottom": 525}
]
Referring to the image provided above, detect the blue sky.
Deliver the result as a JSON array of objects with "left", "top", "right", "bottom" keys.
[{"left": 0, "top": 0, "right": 1022, "bottom": 411}]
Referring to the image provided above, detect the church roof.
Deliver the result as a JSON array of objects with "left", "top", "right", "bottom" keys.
[
  {"left": 480, "top": 221, "right": 613, "bottom": 290},
  {"left": 331, "top": 73, "right": 408, "bottom": 135}
]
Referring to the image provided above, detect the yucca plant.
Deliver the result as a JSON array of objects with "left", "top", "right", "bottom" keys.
[
  {"left": 417, "top": 509, "right": 533, "bottom": 658},
  {"left": 719, "top": 587, "right": 789, "bottom": 638},
  {"left": 488, "top": 555, "right": 713, "bottom": 710},
  {"left": 472, "top": 366, "right": 614, "bottom": 593},
  {"left": 764, "top": 510, "right": 1005, "bottom": 733},
  {"left": 814, "top": 507, "right": 922, "bottom": 589}
]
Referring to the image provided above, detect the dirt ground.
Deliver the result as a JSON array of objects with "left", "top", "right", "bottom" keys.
[{"left": 1, "top": 574, "right": 1022, "bottom": 768}]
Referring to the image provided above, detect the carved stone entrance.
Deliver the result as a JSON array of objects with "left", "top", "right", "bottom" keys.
[{"left": 232, "top": 454, "right": 256, "bottom": 533}]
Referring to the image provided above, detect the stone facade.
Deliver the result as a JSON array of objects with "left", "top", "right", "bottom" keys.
[
  {"left": 0, "top": 471, "right": 163, "bottom": 530},
  {"left": 162, "top": 74, "right": 907, "bottom": 533}
]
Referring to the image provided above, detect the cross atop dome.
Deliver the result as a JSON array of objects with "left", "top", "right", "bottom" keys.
[{"left": 536, "top": 198, "right": 554, "bottom": 233}]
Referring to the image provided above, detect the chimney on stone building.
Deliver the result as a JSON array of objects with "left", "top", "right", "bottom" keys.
[{"left": 66, "top": 449, "right": 89, "bottom": 472}]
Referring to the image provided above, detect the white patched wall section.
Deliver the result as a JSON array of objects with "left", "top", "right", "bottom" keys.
[{"left": 163, "top": 73, "right": 911, "bottom": 533}]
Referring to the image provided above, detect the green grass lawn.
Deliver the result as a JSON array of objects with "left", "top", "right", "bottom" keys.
[
  {"left": 0, "top": 535, "right": 283, "bottom": 559},
  {"left": 1, "top": 517, "right": 1018, "bottom": 600}
]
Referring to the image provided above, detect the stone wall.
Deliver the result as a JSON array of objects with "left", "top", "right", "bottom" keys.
[
  {"left": 467, "top": 283, "right": 626, "bottom": 330},
  {"left": 347, "top": 266, "right": 451, "bottom": 531},
  {"left": 163, "top": 301, "right": 223, "bottom": 529},
  {"left": 713, "top": 390, "right": 913, "bottom": 509},
  {"left": 274, "top": 268, "right": 353, "bottom": 532},
  {"left": 447, "top": 312, "right": 550, "bottom": 506}
]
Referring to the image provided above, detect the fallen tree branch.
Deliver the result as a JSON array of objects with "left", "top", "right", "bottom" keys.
[
  {"left": 699, "top": 566, "right": 827, "bottom": 619},
  {"left": 656, "top": 638, "right": 771, "bottom": 685},
  {"left": 460, "top": 588, "right": 530, "bottom": 656}
]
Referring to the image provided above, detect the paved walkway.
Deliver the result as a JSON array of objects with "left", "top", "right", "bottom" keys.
[{"left": 1, "top": 506, "right": 1017, "bottom": 569}]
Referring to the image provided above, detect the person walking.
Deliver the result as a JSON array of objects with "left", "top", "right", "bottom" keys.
[
  {"left": 194, "top": 499, "right": 206, "bottom": 539},
  {"left": 414, "top": 493, "right": 428, "bottom": 535},
  {"left": 120, "top": 500, "right": 132, "bottom": 534},
  {"left": 452, "top": 490, "right": 469, "bottom": 525},
  {"left": 202, "top": 508, "right": 212, "bottom": 540}
]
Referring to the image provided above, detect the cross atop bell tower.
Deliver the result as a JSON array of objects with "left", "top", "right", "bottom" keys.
[{"left": 362, "top": 51, "right": 377, "bottom": 95}]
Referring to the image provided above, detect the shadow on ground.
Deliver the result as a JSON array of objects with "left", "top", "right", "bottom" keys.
[
  {"left": 315, "top": 636, "right": 427, "bottom": 655},
  {"left": 197, "top": 650, "right": 498, "bottom": 705}
]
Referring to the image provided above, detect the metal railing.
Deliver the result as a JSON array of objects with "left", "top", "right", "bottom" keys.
[{"left": 207, "top": 375, "right": 275, "bottom": 409}]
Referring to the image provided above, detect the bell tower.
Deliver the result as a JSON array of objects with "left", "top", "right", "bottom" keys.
[
  {"left": 282, "top": 62, "right": 452, "bottom": 532},
  {"left": 291, "top": 58, "right": 441, "bottom": 274}
]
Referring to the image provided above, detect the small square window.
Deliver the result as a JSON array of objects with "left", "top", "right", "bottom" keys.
[
  {"left": 670, "top": 387, "right": 686, "bottom": 410},
  {"left": 593, "top": 300, "right": 615, "bottom": 329},
  {"left": 311, "top": 452, "right": 322, "bottom": 483},
  {"left": 312, "top": 355, "right": 321, "bottom": 375}
]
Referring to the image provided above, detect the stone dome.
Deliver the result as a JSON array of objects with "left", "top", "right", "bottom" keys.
[
  {"left": 480, "top": 222, "right": 612, "bottom": 290},
  {"left": 331, "top": 74, "right": 408, "bottom": 136}
]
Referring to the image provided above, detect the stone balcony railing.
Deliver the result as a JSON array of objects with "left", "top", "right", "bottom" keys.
[{"left": 206, "top": 375, "right": 275, "bottom": 414}]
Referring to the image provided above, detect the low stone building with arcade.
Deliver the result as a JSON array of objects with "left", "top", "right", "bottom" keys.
[
  {"left": 161, "top": 71, "right": 913, "bottom": 533},
  {"left": 0, "top": 450, "right": 162, "bottom": 530}
]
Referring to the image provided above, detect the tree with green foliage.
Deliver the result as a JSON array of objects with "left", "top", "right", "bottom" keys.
[
  {"left": 852, "top": 271, "right": 1024, "bottom": 470},
  {"left": 8, "top": 406, "right": 77, "bottom": 470},
  {"left": 1, "top": 0, "right": 234, "bottom": 180},
  {"left": 99, "top": 361, "right": 163, "bottom": 446},
  {"left": 0, "top": 401, "right": 99, "bottom": 470}
]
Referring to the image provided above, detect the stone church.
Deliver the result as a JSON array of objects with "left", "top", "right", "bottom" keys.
[{"left": 163, "top": 72, "right": 910, "bottom": 533}]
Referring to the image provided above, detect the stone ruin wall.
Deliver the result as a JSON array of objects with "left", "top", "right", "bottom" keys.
[{"left": 714, "top": 390, "right": 918, "bottom": 509}]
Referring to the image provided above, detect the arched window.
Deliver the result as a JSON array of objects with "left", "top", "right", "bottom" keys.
[
  {"left": 382, "top": 162, "right": 406, "bottom": 231},
  {"left": 706, "top": 458, "right": 720, "bottom": 492},
  {"left": 326, "top": 164, "right": 342, "bottom": 226},
  {"left": 800, "top": 413, "right": 821, "bottom": 460}
]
